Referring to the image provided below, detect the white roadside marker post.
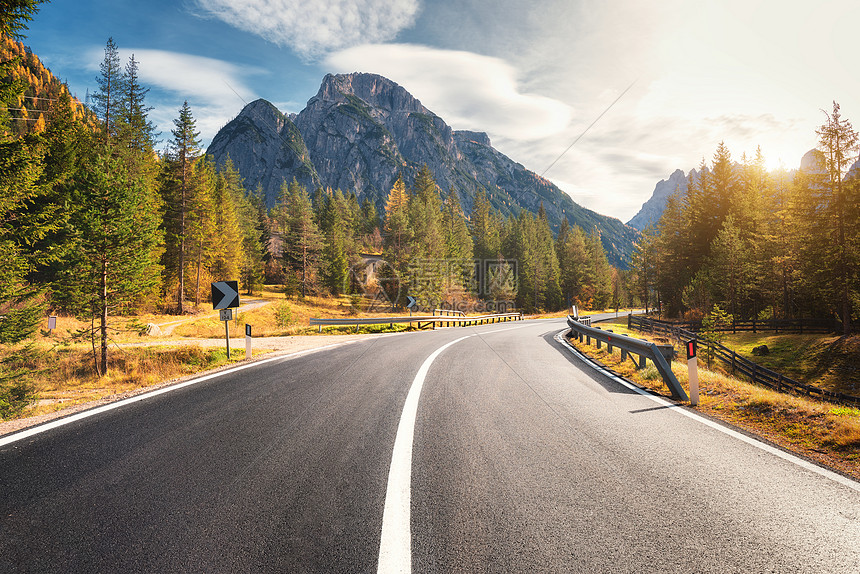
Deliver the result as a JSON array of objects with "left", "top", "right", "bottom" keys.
[
  {"left": 687, "top": 340, "right": 699, "bottom": 406},
  {"left": 245, "top": 324, "right": 252, "bottom": 360}
]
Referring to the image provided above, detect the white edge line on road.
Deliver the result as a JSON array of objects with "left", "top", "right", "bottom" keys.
[
  {"left": 553, "top": 330, "right": 860, "bottom": 493},
  {"left": 377, "top": 334, "right": 473, "bottom": 574},
  {"left": 0, "top": 340, "right": 361, "bottom": 449}
]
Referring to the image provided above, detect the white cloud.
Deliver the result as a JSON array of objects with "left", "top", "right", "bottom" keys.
[
  {"left": 325, "top": 43, "right": 572, "bottom": 141},
  {"left": 85, "top": 48, "right": 262, "bottom": 145},
  {"left": 194, "top": 0, "right": 420, "bottom": 59}
]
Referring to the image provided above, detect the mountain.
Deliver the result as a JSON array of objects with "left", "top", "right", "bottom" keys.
[
  {"left": 0, "top": 35, "right": 90, "bottom": 135},
  {"left": 626, "top": 168, "right": 693, "bottom": 230},
  {"left": 207, "top": 72, "right": 639, "bottom": 266}
]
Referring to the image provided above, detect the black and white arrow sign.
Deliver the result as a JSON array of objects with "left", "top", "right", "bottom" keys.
[
  {"left": 211, "top": 281, "right": 240, "bottom": 310},
  {"left": 406, "top": 295, "right": 417, "bottom": 309}
]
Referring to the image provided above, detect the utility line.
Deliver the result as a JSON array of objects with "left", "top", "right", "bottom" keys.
[{"left": 540, "top": 80, "right": 637, "bottom": 178}]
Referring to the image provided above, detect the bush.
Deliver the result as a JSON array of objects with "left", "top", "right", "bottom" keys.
[
  {"left": 0, "top": 378, "right": 36, "bottom": 420},
  {"left": 275, "top": 301, "right": 293, "bottom": 328}
]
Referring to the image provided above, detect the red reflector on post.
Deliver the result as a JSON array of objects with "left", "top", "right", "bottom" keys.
[{"left": 687, "top": 340, "right": 697, "bottom": 359}]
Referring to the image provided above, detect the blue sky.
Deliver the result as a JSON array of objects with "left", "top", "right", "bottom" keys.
[{"left": 22, "top": 0, "right": 860, "bottom": 222}]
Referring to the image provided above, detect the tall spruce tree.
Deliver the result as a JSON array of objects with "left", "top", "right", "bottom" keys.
[
  {"left": 90, "top": 38, "right": 124, "bottom": 145},
  {"left": 815, "top": 102, "right": 859, "bottom": 334},
  {"left": 162, "top": 101, "right": 201, "bottom": 313},
  {"left": 59, "top": 153, "right": 162, "bottom": 376},
  {"left": 280, "top": 180, "right": 323, "bottom": 297},
  {"left": 0, "top": 0, "right": 48, "bottom": 417}
]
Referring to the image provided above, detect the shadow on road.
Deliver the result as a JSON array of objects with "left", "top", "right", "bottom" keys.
[{"left": 540, "top": 329, "right": 640, "bottom": 396}]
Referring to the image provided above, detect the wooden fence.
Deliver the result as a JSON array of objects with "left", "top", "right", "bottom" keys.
[
  {"left": 641, "top": 316, "right": 837, "bottom": 334},
  {"left": 628, "top": 315, "right": 859, "bottom": 406}
]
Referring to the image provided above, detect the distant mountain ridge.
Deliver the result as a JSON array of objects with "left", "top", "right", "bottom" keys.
[
  {"left": 207, "top": 72, "right": 639, "bottom": 266},
  {"left": 626, "top": 168, "right": 695, "bottom": 230}
]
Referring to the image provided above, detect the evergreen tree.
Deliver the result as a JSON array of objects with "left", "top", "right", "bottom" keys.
[
  {"left": 408, "top": 165, "right": 445, "bottom": 307},
  {"left": 161, "top": 101, "right": 201, "bottom": 313},
  {"left": 59, "top": 153, "right": 162, "bottom": 376},
  {"left": 815, "top": 102, "right": 859, "bottom": 334},
  {"left": 585, "top": 232, "right": 612, "bottom": 310},
  {"left": 116, "top": 54, "right": 158, "bottom": 176},
  {"left": 559, "top": 224, "right": 591, "bottom": 308},
  {"left": 0, "top": 0, "right": 48, "bottom": 416},
  {"left": 90, "top": 38, "right": 124, "bottom": 145},
  {"left": 280, "top": 180, "right": 323, "bottom": 297},
  {"left": 383, "top": 174, "right": 412, "bottom": 293},
  {"left": 188, "top": 156, "right": 217, "bottom": 306}
]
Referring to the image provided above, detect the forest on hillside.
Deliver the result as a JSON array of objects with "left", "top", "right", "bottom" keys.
[{"left": 632, "top": 108, "right": 860, "bottom": 336}]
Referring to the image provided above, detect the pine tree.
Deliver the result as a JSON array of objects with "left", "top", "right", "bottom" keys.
[
  {"left": 116, "top": 54, "right": 158, "bottom": 176},
  {"left": 383, "top": 174, "right": 411, "bottom": 290},
  {"left": 0, "top": 1, "right": 45, "bottom": 40},
  {"left": 59, "top": 153, "right": 162, "bottom": 376},
  {"left": 0, "top": 0, "right": 48, "bottom": 417},
  {"left": 815, "top": 102, "right": 860, "bottom": 334},
  {"left": 90, "top": 38, "right": 124, "bottom": 145},
  {"left": 188, "top": 157, "right": 217, "bottom": 306},
  {"left": 281, "top": 180, "right": 323, "bottom": 297},
  {"left": 161, "top": 101, "right": 202, "bottom": 313},
  {"left": 559, "top": 224, "right": 591, "bottom": 308}
]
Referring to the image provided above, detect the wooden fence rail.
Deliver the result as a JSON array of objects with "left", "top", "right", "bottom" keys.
[
  {"left": 628, "top": 314, "right": 859, "bottom": 406},
  {"left": 641, "top": 316, "right": 838, "bottom": 334}
]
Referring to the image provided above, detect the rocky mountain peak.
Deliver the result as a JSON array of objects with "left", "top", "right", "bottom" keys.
[
  {"left": 310, "top": 72, "right": 429, "bottom": 115},
  {"left": 800, "top": 148, "right": 826, "bottom": 174},
  {"left": 208, "top": 72, "right": 639, "bottom": 266}
]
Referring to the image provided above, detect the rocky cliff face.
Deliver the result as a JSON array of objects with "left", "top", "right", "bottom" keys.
[
  {"left": 207, "top": 99, "right": 320, "bottom": 200},
  {"left": 626, "top": 168, "right": 693, "bottom": 230},
  {"left": 207, "top": 72, "right": 639, "bottom": 266}
]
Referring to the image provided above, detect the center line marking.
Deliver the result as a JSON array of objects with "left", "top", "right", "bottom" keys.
[{"left": 377, "top": 334, "right": 472, "bottom": 573}]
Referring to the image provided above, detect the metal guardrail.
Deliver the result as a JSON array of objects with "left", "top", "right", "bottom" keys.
[
  {"left": 310, "top": 312, "right": 523, "bottom": 332},
  {"left": 566, "top": 315, "right": 688, "bottom": 401},
  {"left": 629, "top": 315, "right": 860, "bottom": 406},
  {"left": 433, "top": 309, "right": 466, "bottom": 317}
]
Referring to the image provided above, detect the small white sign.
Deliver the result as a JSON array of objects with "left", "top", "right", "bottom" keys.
[
  {"left": 219, "top": 308, "right": 233, "bottom": 321},
  {"left": 48, "top": 316, "right": 57, "bottom": 330}
]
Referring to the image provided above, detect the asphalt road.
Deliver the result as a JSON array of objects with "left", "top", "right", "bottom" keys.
[{"left": 2, "top": 318, "right": 859, "bottom": 572}]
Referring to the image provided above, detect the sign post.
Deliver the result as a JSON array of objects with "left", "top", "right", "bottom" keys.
[
  {"left": 213, "top": 281, "right": 240, "bottom": 359},
  {"left": 220, "top": 308, "right": 233, "bottom": 358},
  {"left": 687, "top": 340, "right": 699, "bottom": 406}
]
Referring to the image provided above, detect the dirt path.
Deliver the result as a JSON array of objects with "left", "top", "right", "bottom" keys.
[{"left": 154, "top": 299, "right": 271, "bottom": 336}]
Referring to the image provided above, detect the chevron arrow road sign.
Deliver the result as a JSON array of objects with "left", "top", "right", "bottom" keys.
[{"left": 211, "top": 281, "right": 240, "bottom": 310}]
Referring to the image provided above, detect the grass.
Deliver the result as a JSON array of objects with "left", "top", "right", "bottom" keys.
[
  {"left": 570, "top": 319, "right": 860, "bottom": 480},
  {"left": 719, "top": 332, "right": 860, "bottom": 397},
  {"left": 7, "top": 342, "right": 262, "bottom": 421}
]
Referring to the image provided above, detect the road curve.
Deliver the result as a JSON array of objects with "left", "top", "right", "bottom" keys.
[{"left": 1, "top": 318, "right": 858, "bottom": 573}]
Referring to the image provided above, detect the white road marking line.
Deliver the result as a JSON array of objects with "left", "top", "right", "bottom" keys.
[
  {"left": 476, "top": 323, "right": 533, "bottom": 335},
  {"left": 554, "top": 330, "right": 860, "bottom": 492},
  {"left": 377, "top": 335, "right": 473, "bottom": 574},
  {"left": 0, "top": 341, "right": 360, "bottom": 449}
]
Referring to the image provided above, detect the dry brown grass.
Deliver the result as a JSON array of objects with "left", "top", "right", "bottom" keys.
[
  {"left": 9, "top": 342, "right": 259, "bottom": 420},
  {"left": 569, "top": 322, "right": 860, "bottom": 481}
]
